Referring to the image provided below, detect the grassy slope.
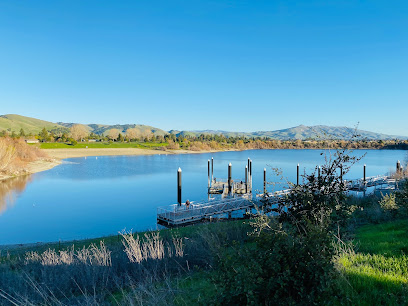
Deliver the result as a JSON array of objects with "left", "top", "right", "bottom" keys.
[
  {"left": 337, "top": 219, "right": 408, "bottom": 305},
  {"left": 0, "top": 114, "right": 65, "bottom": 134}
]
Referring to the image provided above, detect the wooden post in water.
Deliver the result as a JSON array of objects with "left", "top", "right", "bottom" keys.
[
  {"left": 249, "top": 160, "right": 253, "bottom": 191},
  {"left": 211, "top": 157, "right": 214, "bottom": 183},
  {"left": 297, "top": 164, "right": 300, "bottom": 186},
  {"left": 208, "top": 160, "right": 211, "bottom": 188},
  {"left": 263, "top": 168, "right": 266, "bottom": 195},
  {"left": 245, "top": 165, "right": 248, "bottom": 193},
  {"left": 228, "top": 163, "right": 232, "bottom": 195},
  {"left": 177, "top": 168, "right": 182, "bottom": 206},
  {"left": 363, "top": 164, "right": 366, "bottom": 183},
  {"left": 397, "top": 160, "right": 401, "bottom": 173}
]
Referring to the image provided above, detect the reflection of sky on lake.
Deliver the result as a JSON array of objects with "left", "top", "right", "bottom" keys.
[{"left": 0, "top": 149, "right": 406, "bottom": 245}]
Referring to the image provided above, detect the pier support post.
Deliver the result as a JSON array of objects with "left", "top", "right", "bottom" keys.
[
  {"left": 363, "top": 164, "right": 366, "bottom": 184},
  {"left": 263, "top": 168, "right": 266, "bottom": 195},
  {"left": 211, "top": 157, "right": 214, "bottom": 183},
  {"left": 208, "top": 160, "right": 210, "bottom": 188},
  {"left": 228, "top": 163, "right": 232, "bottom": 195},
  {"left": 245, "top": 165, "right": 248, "bottom": 193},
  {"left": 249, "top": 160, "right": 252, "bottom": 191},
  {"left": 397, "top": 160, "right": 401, "bottom": 173},
  {"left": 297, "top": 164, "right": 300, "bottom": 186},
  {"left": 177, "top": 168, "right": 182, "bottom": 206}
]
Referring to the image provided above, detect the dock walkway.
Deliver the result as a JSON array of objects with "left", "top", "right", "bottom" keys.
[{"left": 158, "top": 174, "right": 398, "bottom": 227}]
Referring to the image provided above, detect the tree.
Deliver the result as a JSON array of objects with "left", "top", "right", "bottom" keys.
[
  {"left": 108, "top": 129, "right": 120, "bottom": 141},
  {"left": 19, "top": 128, "right": 26, "bottom": 137},
  {"left": 38, "top": 128, "right": 49, "bottom": 142},
  {"left": 70, "top": 124, "right": 89, "bottom": 142},
  {"left": 126, "top": 128, "right": 141, "bottom": 141}
]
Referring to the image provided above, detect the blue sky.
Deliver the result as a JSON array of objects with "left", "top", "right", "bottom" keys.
[{"left": 0, "top": 1, "right": 407, "bottom": 135}]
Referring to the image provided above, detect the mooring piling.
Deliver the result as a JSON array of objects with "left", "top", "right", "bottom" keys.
[
  {"left": 297, "top": 163, "right": 300, "bottom": 186},
  {"left": 211, "top": 157, "right": 214, "bottom": 182},
  {"left": 245, "top": 165, "right": 248, "bottom": 194},
  {"left": 363, "top": 164, "right": 366, "bottom": 183},
  {"left": 249, "top": 159, "right": 253, "bottom": 189},
  {"left": 177, "top": 167, "right": 182, "bottom": 205},
  {"left": 208, "top": 160, "right": 210, "bottom": 188},
  {"left": 228, "top": 163, "right": 232, "bottom": 195},
  {"left": 397, "top": 160, "right": 401, "bottom": 173},
  {"left": 263, "top": 168, "right": 266, "bottom": 195}
]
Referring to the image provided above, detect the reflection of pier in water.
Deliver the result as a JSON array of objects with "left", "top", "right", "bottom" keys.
[
  {"left": 0, "top": 175, "right": 32, "bottom": 215},
  {"left": 157, "top": 159, "right": 403, "bottom": 228}
]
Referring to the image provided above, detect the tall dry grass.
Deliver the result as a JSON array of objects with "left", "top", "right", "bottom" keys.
[
  {"left": 25, "top": 241, "right": 112, "bottom": 266},
  {"left": 121, "top": 231, "right": 184, "bottom": 263},
  {"left": 0, "top": 137, "right": 47, "bottom": 175}
]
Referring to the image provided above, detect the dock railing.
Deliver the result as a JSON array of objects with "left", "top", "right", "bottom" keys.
[{"left": 157, "top": 196, "right": 252, "bottom": 226}]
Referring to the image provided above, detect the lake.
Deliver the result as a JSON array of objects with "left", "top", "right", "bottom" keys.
[{"left": 0, "top": 149, "right": 406, "bottom": 245}]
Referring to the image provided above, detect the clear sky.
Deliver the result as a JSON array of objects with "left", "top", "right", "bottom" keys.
[{"left": 0, "top": 1, "right": 407, "bottom": 135}]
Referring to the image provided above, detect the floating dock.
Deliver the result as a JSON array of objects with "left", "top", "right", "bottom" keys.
[{"left": 157, "top": 159, "right": 403, "bottom": 228}]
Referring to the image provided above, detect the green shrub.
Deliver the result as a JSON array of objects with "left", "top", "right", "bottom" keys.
[{"left": 213, "top": 221, "right": 336, "bottom": 305}]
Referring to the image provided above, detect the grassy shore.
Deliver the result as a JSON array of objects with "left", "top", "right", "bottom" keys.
[{"left": 336, "top": 219, "right": 408, "bottom": 305}]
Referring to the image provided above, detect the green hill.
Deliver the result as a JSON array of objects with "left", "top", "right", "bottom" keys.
[{"left": 0, "top": 114, "right": 67, "bottom": 135}]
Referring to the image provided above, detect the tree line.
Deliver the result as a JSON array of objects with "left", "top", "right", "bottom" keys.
[{"left": 1, "top": 125, "right": 408, "bottom": 150}]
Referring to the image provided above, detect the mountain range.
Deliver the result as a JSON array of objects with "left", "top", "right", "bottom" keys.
[{"left": 0, "top": 114, "right": 406, "bottom": 140}]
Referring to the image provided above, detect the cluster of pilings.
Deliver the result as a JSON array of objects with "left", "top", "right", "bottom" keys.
[
  {"left": 176, "top": 159, "right": 404, "bottom": 206},
  {"left": 207, "top": 157, "right": 253, "bottom": 196}
]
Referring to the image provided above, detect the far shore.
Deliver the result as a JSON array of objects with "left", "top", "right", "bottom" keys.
[
  {"left": 44, "top": 147, "right": 229, "bottom": 159},
  {"left": 0, "top": 148, "right": 234, "bottom": 182}
]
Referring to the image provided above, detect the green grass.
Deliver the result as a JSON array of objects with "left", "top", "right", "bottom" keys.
[
  {"left": 40, "top": 141, "right": 168, "bottom": 149},
  {"left": 337, "top": 219, "right": 408, "bottom": 305}
]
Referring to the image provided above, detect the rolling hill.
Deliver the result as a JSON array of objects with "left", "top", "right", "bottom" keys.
[
  {"left": 0, "top": 114, "right": 406, "bottom": 140},
  {"left": 0, "top": 114, "right": 67, "bottom": 134},
  {"left": 171, "top": 125, "right": 407, "bottom": 140}
]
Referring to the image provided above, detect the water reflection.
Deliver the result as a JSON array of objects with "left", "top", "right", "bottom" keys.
[{"left": 0, "top": 175, "right": 32, "bottom": 215}]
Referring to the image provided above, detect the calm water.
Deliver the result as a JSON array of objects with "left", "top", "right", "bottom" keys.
[{"left": 0, "top": 149, "right": 406, "bottom": 245}]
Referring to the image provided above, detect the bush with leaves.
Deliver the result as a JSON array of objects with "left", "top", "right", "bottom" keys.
[{"left": 213, "top": 219, "right": 337, "bottom": 305}]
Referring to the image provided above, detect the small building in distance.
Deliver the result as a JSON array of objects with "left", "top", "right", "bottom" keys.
[{"left": 25, "top": 139, "right": 39, "bottom": 144}]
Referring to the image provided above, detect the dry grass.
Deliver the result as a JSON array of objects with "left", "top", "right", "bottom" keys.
[
  {"left": 121, "top": 231, "right": 184, "bottom": 263},
  {"left": 25, "top": 241, "right": 112, "bottom": 266},
  {"left": 0, "top": 137, "right": 47, "bottom": 175}
]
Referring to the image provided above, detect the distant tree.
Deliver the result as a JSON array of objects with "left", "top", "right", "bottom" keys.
[
  {"left": 38, "top": 128, "right": 50, "bottom": 142},
  {"left": 70, "top": 124, "right": 89, "bottom": 142},
  {"left": 142, "top": 130, "right": 153, "bottom": 142},
  {"left": 126, "top": 128, "right": 141, "bottom": 141},
  {"left": 108, "top": 129, "right": 120, "bottom": 141},
  {"left": 19, "top": 128, "right": 26, "bottom": 137},
  {"left": 117, "top": 133, "right": 124, "bottom": 142}
]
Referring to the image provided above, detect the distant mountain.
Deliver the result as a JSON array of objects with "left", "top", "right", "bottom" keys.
[
  {"left": 173, "top": 125, "right": 408, "bottom": 140},
  {"left": 1, "top": 114, "right": 406, "bottom": 140}
]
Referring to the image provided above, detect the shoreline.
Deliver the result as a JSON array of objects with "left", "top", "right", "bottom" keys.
[
  {"left": 44, "top": 147, "right": 231, "bottom": 159},
  {"left": 0, "top": 148, "right": 234, "bottom": 182}
]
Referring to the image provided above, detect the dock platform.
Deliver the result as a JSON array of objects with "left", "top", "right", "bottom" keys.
[{"left": 157, "top": 196, "right": 253, "bottom": 227}]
